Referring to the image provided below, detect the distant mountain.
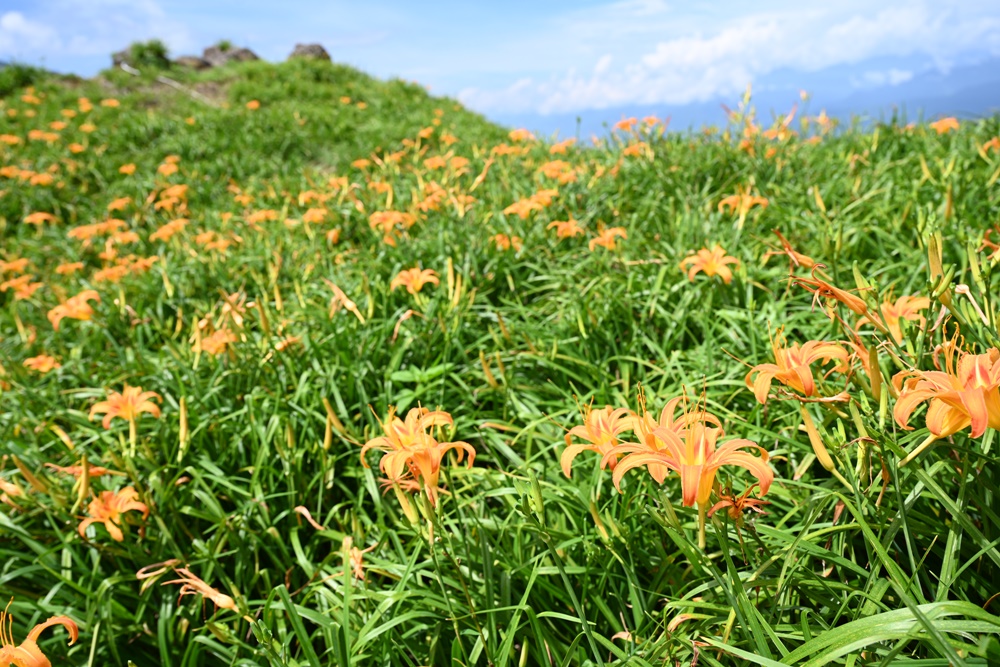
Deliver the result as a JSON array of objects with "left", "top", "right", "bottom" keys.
[{"left": 492, "top": 57, "right": 1000, "bottom": 138}]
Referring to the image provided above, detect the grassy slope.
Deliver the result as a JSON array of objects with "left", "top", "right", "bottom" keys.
[{"left": 1, "top": 60, "right": 1000, "bottom": 665}]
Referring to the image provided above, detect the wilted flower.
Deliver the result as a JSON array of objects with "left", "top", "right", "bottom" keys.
[
  {"left": 791, "top": 268, "right": 870, "bottom": 317},
  {"left": 763, "top": 230, "right": 816, "bottom": 271},
  {"left": 708, "top": 483, "right": 770, "bottom": 521},
  {"left": 162, "top": 568, "right": 237, "bottom": 611}
]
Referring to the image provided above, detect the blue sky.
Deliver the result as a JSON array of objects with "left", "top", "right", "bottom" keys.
[{"left": 2, "top": 1, "right": 1000, "bottom": 132}]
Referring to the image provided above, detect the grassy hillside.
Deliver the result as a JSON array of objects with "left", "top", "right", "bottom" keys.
[{"left": 2, "top": 59, "right": 1000, "bottom": 665}]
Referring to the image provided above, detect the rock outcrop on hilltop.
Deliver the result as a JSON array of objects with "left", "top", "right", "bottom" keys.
[
  {"left": 288, "top": 44, "right": 331, "bottom": 61},
  {"left": 202, "top": 43, "right": 260, "bottom": 67},
  {"left": 112, "top": 40, "right": 334, "bottom": 71}
]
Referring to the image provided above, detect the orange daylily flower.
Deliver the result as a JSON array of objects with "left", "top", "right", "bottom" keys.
[
  {"left": 549, "top": 138, "right": 576, "bottom": 154},
  {"left": 763, "top": 230, "right": 816, "bottom": 271},
  {"left": 361, "top": 407, "right": 475, "bottom": 506},
  {"left": 622, "top": 141, "right": 650, "bottom": 157},
  {"left": 302, "top": 207, "right": 328, "bottom": 224},
  {"left": 603, "top": 396, "right": 722, "bottom": 484},
  {"left": 118, "top": 163, "right": 136, "bottom": 175},
  {"left": 791, "top": 268, "right": 870, "bottom": 317},
  {"left": 67, "top": 218, "right": 126, "bottom": 243},
  {"left": 538, "top": 160, "right": 577, "bottom": 183},
  {"left": 0, "top": 258, "right": 29, "bottom": 274},
  {"left": 745, "top": 329, "right": 850, "bottom": 403},
  {"left": 982, "top": 137, "right": 1000, "bottom": 154},
  {"left": 89, "top": 385, "right": 162, "bottom": 429},
  {"left": 893, "top": 345, "right": 1000, "bottom": 464},
  {"left": 491, "top": 233, "right": 522, "bottom": 251},
  {"left": 613, "top": 117, "right": 638, "bottom": 132},
  {"left": 0, "top": 275, "right": 43, "bottom": 300},
  {"left": 23, "top": 212, "right": 56, "bottom": 225},
  {"left": 78, "top": 486, "right": 148, "bottom": 541},
  {"left": 857, "top": 295, "right": 929, "bottom": 343},
  {"left": 679, "top": 245, "right": 740, "bottom": 284},
  {"left": 929, "top": 117, "right": 959, "bottom": 134},
  {"left": 561, "top": 406, "right": 636, "bottom": 477},
  {"left": 48, "top": 290, "right": 100, "bottom": 330},
  {"left": 589, "top": 226, "right": 627, "bottom": 251},
  {"left": 609, "top": 409, "right": 772, "bottom": 510},
  {"left": 149, "top": 218, "right": 189, "bottom": 242},
  {"left": 0, "top": 600, "right": 78, "bottom": 667},
  {"left": 92, "top": 265, "right": 129, "bottom": 283},
  {"left": 246, "top": 100, "right": 260, "bottom": 110},
  {"left": 508, "top": 128, "right": 535, "bottom": 142},
  {"left": 162, "top": 568, "right": 237, "bottom": 611},
  {"left": 718, "top": 185, "right": 768, "bottom": 226},
  {"left": 196, "top": 328, "right": 238, "bottom": 356},
  {"left": 423, "top": 155, "right": 447, "bottom": 170},
  {"left": 23, "top": 355, "right": 60, "bottom": 374},
  {"left": 547, "top": 218, "right": 584, "bottom": 239},
  {"left": 100, "top": 98, "right": 120, "bottom": 107},
  {"left": 106, "top": 196, "right": 131, "bottom": 211},
  {"left": 503, "top": 198, "right": 542, "bottom": 219},
  {"left": 391, "top": 268, "right": 439, "bottom": 295},
  {"left": 0, "top": 134, "right": 20, "bottom": 145}
]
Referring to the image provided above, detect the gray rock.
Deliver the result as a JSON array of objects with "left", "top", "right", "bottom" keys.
[
  {"left": 112, "top": 49, "right": 131, "bottom": 67},
  {"left": 202, "top": 44, "right": 260, "bottom": 67},
  {"left": 174, "top": 55, "right": 211, "bottom": 70},
  {"left": 289, "top": 43, "right": 331, "bottom": 61}
]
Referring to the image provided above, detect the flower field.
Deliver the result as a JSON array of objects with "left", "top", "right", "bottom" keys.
[{"left": 2, "top": 58, "right": 1000, "bottom": 665}]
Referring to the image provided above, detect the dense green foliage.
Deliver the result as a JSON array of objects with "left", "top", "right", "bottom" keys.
[{"left": 2, "top": 58, "right": 1000, "bottom": 666}]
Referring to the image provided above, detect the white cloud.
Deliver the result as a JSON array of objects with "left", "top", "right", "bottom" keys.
[
  {"left": 0, "top": 11, "right": 59, "bottom": 54},
  {"left": 855, "top": 68, "right": 914, "bottom": 88},
  {"left": 0, "top": 0, "right": 194, "bottom": 67},
  {"left": 459, "top": 1, "right": 1000, "bottom": 114}
]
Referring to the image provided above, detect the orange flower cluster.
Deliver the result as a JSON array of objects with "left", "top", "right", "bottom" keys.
[
  {"left": 361, "top": 406, "right": 475, "bottom": 508},
  {"left": 562, "top": 396, "right": 772, "bottom": 544}
]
